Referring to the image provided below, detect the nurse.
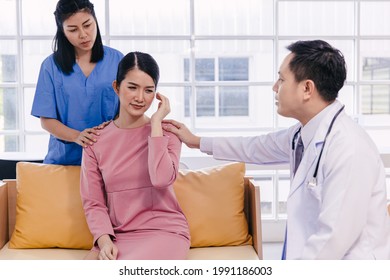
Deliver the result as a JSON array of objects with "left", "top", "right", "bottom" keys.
[
  {"left": 164, "top": 40, "right": 390, "bottom": 260},
  {"left": 31, "top": 0, "right": 123, "bottom": 165}
]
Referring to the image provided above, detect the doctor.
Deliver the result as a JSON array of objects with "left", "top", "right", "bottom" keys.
[{"left": 163, "top": 40, "right": 390, "bottom": 259}]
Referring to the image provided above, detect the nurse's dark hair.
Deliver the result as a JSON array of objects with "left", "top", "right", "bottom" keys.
[
  {"left": 53, "top": 0, "right": 104, "bottom": 75},
  {"left": 287, "top": 40, "right": 347, "bottom": 102},
  {"left": 115, "top": 52, "right": 160, "bottom": 88}
]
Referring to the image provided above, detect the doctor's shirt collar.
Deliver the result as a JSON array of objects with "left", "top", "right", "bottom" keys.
[{"left": 299, "top": 100, "right": 343, "bottom": 148}]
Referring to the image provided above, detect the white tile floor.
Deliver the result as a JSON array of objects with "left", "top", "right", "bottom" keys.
[{"left": 262, "top": 242, "right": 283, "bottom": 260}]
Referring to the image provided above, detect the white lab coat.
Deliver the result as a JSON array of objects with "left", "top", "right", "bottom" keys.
[{"left": 201, "top": 100, "right": 390, "bottom": 259}]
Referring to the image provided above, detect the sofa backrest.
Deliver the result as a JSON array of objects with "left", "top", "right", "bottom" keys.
[
  {"left": 5, "top": 178, "right": 255, "bottom": 239},
  {"left": 3, "top": 178, "right": 261, "bottom": 248},
  {"left": 2, "top": 173, "right": 263, "bottom": 259}
]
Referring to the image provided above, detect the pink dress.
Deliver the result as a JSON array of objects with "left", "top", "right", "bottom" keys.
[{"left": 80, "top": 122, "right": 190, "bottom": 259}]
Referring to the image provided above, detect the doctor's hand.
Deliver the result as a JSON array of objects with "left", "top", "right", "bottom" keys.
[
  {"left": 97, "top": 235, "right": 118, "bottom": 260},
  {"left": 162, "top": 120, "right": 201, "bottom": 149}
]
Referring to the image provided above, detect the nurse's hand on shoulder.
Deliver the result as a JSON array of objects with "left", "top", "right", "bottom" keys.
[
  {"left": 75, "top": 127, "right": 100, "bottom": 148},
  {"left": 94, "top": 120, "right": 112, "bottom": 130},
  {"left": 162, "top": 120, "right": 201, "bottom": 149},
  {"left": 77, "top": 121, "right": 112, "bottom": 147}
]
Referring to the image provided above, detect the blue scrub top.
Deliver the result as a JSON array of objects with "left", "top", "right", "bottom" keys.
[{"left": 31, "top": 46, "right": 124, "bottom": 165}]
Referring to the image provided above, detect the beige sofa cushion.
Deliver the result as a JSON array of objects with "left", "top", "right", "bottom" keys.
[
  {"left": 9, "top": 162, "right": 93, "bottom": 249},
  {"left": 0, "top": 242, "right": 257, "bottom": 260},
  {"left": 187, "top": 245, "right": 258, "bottom": 260},
  {"left": 173, "top": 162, "right": 252, "bottom": 247},
  {"left": 0, "top": 242, "right": 88, "bottom": 260}
]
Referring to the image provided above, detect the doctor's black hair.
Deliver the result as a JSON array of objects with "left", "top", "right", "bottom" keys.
[
  {"left": 115, "top": 52, "right": 160, "bottom": 88},
  {"left": 53, "top": 0, "right": 104, "bottom": 75},
  {"left": 287, "top": 40, "right": 347, "bottom": 102}
]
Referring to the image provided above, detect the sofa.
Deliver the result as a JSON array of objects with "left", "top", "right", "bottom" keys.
[{"left": 0, "top": 161, "right": 263, "bottom": 260}]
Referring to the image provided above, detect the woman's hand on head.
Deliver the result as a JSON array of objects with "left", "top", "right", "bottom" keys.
[{"left": 151, "top": 92, "right": 170, "bottom": 124}]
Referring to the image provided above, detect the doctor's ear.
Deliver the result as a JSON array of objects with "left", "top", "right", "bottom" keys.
[
  {"left": 302, "top": 80, "right": 316, "bottom": 100},
  {"left": 303, "top": 80, "right": 315, "bottom": 91}
]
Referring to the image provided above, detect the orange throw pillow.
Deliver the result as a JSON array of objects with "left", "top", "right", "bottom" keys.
[
  {"left": 174, "top": 162, "right": 252, "bottom": 247},
  {"left": 9, "top": 162, "right": 93, "bottom": 249}
]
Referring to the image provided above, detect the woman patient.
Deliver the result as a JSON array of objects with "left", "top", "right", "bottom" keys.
[{"left": 80, "top": 51, "right": 190, "bottom": 260}]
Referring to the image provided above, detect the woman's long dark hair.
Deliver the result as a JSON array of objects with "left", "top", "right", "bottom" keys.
[
  {"left": 53, "top": 0, "right": 104, "bottom": 75},
  {"left": 116, "top": 52, "right": 160, "bottom": 88}
]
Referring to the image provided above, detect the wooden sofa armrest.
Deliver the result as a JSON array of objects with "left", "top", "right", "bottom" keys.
[
  {"left": 0, "top": 181, "right": 9, "bottom": 249},
  {"left": 244, "top": 177, "right": 263, "bottom": 259},
  {"left": 2, "top": 180, "right": 16, "bottom": 243}
]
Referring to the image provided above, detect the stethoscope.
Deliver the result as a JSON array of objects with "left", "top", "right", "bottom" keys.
[{"left": 292, "top": 105, "right": 345, "bottom": 188}]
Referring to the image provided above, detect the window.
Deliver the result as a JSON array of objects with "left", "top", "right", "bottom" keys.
[
  {"left": 184, "top": 57, "right": 249, "bottom": 117},
  {"left": 362, "top": 58, "right": 390, "bottom": 114},
  {"left": 1, "top": 0, "right": 390, "bottom": 241}
]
